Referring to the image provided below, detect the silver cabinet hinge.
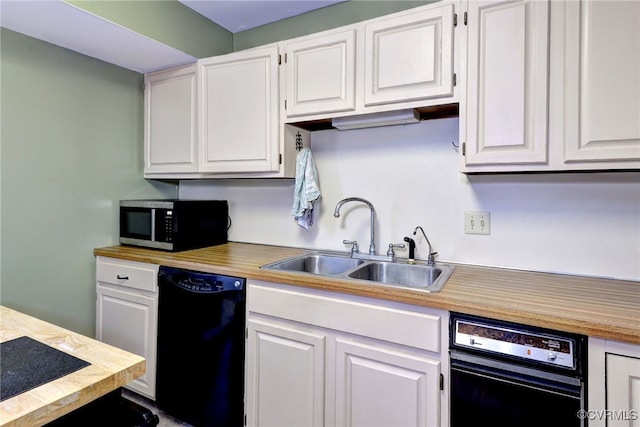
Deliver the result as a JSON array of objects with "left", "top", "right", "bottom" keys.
[
  {"left": 454, "top": 13, "right": 458, "bottom": 27},
  {"left": 440, "top": 373, "right": 444, "bottom": 390}
]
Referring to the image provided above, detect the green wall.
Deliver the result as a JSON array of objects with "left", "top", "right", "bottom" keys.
[
  {"left": 67, "top": 0, "right": 234, "bottom": 58},
  {"left": 0, "top": 28, "right": 176, "bottom": 336}
]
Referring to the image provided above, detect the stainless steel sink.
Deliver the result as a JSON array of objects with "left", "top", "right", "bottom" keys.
[
  {"left": 261, "top": 253, "right": 365, "bottom": 275},
  {"left": 347, "top": 261, "right": 454, "bottom": 292},
  {"left": 261, "top": 252, "right": 454, "bottom": 292}
]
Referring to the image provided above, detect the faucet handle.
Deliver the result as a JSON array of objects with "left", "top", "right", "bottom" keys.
[
  {"left": 343, "top": 240, "right": 359, "bottom": 254},
  {"left": 386, "top": 243, "right": 406, "bottom": 260}
]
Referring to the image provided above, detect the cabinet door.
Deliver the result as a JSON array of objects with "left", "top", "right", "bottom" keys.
[
  {"left": 563, "top": 0, "right": 640, "bottom": 163},
  {"left": 606, "top": 353, "right": 640, "bottom": 427},
  {"left": 144, "top": 64, "right": 198, "bottom": 175},
  {"left": 284, "top": 29, "right": 356, "bottom": 117},
  {"left": 198, "top": 44, "right": 280, "bottom": 173},
  {"left": 335, "top": 339, "right": 441, "bottom": 427},
  {"left": 464, "top": 0, "right": 550, "bottom": 166},
  {"left": 364, "top": 5, "right": 454, "bottom": 107},
  {"left": 96, "top": 284, "right": 158, "bottom": 399},
  {"left": 246, "top": 318, "right": 326, "bottom": 427}
]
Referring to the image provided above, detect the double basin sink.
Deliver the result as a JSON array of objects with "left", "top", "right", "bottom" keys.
[{"left": 261, "top": 252, "right": 454, "bottom": 293}]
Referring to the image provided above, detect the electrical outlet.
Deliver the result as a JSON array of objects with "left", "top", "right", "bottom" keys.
[{"left": 465, "top": 211, "right": 491, "bottom": 235}]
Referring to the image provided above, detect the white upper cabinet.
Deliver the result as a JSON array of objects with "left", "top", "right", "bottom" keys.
[
  {"left": 144, "top": 64, "right": 198, "bottom": 176},
  {"left": 198, "top": 44, "right": 280, "bottom": 174},
  {"left": 463, "top": 0, "right": 550, "bottom": 167},
  {"left": 282, "top": 1, "right": 459, "bottom": 123},
  {"left": 364, "top": 5, "right": 455, "bottom": 107},
  {"left": 283, "top": 29, "right": 356, "bottom": 117},
  {"left": 562, "top": 0, "right": 640, "bottom": 164},
  {"left": 144, "top": 45, "right": 308, "bottom": 179},
  {"left": 461, "top": 0, "right": 640, "bottom": 172}
]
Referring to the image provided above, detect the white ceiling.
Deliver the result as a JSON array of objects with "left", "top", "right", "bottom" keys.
[
  {"left": 0, "top": 0, "right": 345, "bottom": 73},
  {"left": 179, "top": 0, "right": 346, "bottom": 33}
]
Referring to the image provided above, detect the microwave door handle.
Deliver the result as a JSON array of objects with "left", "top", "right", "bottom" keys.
[{"left": 151, "top": 208, "right": 156, "bottom": 242}]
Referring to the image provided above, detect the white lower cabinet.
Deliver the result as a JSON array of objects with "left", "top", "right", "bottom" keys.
[
  {"left": 335, "top": 338, "right": 441, "bottom": 427},
  {"left": 606, "top": 353, "right": 640, "bottom": 427},
  {"left": 588, "top": 338, "right": 640, "bottom": 427},
  {"left": 247, "top": 318, "right": 326, "bottom": 427},
  {"left": 95, "top": 257, "right": 159, "bottom": 400},
  {"left": 245, "top": 281, "right": 448, "bottom": 427}
]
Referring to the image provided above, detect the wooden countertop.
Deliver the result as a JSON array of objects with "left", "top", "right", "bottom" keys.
[
  {"left": 0, "top": 306, "right": 145, "bottom": 427},
  {"left": 94, "top": 243, "right": 640, "bottom": 344}
]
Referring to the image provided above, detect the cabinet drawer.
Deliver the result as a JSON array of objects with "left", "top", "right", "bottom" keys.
[
  {"left": 96, "top": 257, "right": 158, "bottom": 293},
  {"left": 248, "top": 282, "right": 442, "bottom": 352}
]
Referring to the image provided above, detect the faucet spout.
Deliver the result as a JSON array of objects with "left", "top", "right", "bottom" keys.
[
  {"left": 334, "top": 197, "right": 376, "bottom": 255},
  {"left": 413, "top": 226, "right": 437, "bottom": 265}
]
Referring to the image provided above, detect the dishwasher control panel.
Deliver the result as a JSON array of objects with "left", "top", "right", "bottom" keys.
[
  {"left": 159, "top": 266, "right": 245, "bottom": 294},
  {"left": 452, "top": 317, "right": 576, "bottom": 369}
]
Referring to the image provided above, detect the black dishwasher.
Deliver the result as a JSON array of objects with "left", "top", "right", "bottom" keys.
[{"left": 156, "top": 266, "right": 246, "bottom": 427}]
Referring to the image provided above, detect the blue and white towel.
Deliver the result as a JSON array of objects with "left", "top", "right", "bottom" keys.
[{"left": 291, "top": 148, "right": 321, "bottom": 230}]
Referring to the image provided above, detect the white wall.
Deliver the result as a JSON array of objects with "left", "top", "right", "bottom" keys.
[{"left": 180, "top": 118, "right": 640, "bottom": 281}]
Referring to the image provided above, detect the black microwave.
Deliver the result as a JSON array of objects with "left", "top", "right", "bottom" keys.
[{"left": 120, "top": 200, "right": 228, "bottom": 251}]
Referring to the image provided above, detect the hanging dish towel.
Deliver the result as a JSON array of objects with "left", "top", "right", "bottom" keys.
[{"left": 291, "top": 148, "right": 321, "bottom": 230}]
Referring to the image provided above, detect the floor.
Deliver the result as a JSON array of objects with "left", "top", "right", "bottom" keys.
[{"left": 122, "top": 389, "right": 193, "bottom": 427}]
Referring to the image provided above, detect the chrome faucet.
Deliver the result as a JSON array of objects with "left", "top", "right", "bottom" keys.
[
  {"left": 334, "top": 197, "right": 377, "bottom": 255},
  {"left": 413, "top": 226, "right": 437, "bottom": 265}
]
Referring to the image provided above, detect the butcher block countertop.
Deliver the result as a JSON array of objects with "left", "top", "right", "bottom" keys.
[
  {"left": 0, "top": 306, "right": 145, "bottom": 427},
  {"left": 94, "top": 243, "right": 640, "bottom": 345}
]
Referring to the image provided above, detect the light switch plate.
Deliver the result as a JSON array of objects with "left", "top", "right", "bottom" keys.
[{"left": 465, "top": 211, "right": 491, "bottom": 235}]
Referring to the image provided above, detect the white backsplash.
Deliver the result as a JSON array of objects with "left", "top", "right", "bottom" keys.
[{"left": 180, "top": 118, "right": 640, "bottom": 281}]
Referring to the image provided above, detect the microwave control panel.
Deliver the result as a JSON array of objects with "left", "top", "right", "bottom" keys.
[{"left": 155, "top": 209, "right": 173, "bottom": 243}]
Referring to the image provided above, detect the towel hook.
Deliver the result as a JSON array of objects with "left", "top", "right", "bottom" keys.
[{"left": 295, "top": 131, "right": 304, "bottom": 152}]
